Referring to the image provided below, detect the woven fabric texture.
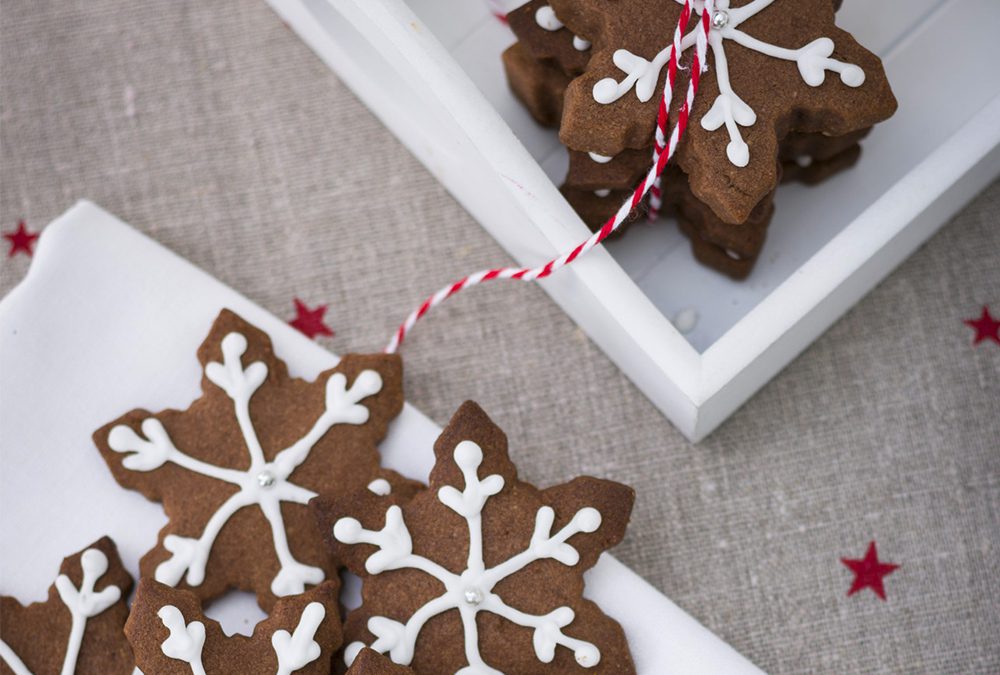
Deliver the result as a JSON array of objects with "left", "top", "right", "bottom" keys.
[{"left": 1, "top": 1, "right": 997, "bottom": 673}]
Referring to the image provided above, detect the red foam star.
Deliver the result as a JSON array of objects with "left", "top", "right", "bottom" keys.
[
  {"left": 288, "top": 298, "right": 334, "bottom": 339},
  {"left": 963, "top": 306, "right": 1000, "bottom": 346},
  {"left": 3, "top": 221, "right": 39, "bottom": 258},
  {"left": 841, "top": 541, "right": 899, "bottom": 600}
]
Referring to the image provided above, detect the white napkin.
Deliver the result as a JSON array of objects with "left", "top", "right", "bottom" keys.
[{"left": 0, "top": 201, "right": 763, "bottom": 674}]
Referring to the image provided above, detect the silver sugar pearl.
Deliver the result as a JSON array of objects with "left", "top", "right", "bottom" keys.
[
  {"left": 711, "top": 10, "right": 729, "bottom": 30},
  {"left": 257, "top": 471, "right": 276, "bottom": 488},
  {"left": 463, "top": 588, "right": 484, "bottom": 605}
]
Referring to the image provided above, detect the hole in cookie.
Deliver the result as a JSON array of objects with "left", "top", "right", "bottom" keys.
[
  {"left": 341, "top": 569, "right": 363, "bottom": 611},
  {"left": 202, "top": 589, "right": 268, "bottom": 637}
]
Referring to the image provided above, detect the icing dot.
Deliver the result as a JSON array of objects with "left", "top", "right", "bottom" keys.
[
  {"left": 727, "top": 139, "right": 750, "bottom": 167},
  {"left": 572, "top": 36, "right": 591, "bottom": 51},
  {"left": 575, "top": 507, "right": 602, "bottom": 533},
  {"left": 575, "top": 643, "right": 601, "bottom": 667},
  {"left": 453, "top": 440, "right": 483, "bottom": 471},
  {"left": 463, "top": 588, "right": 484, "bottom": 605},
  {"left": 593, "top": 189, "right": 611, "bottom": 198},
  {"left": 333, "top": 518, "right": 363, "bottom": 543},
  {"left": 796, "top": 155, "right": 813, "bottom": 168},
  {"left": 256, "top": 471, "right": 276, "bottom": 488},
  {"left": 367, "top": 478, "right": 391, "bottom": 496},
  {"left": 592, "top": 78, "right": 619, "bottom": 105},
  {"left": 840, "top": 64, "right": 866, "bottom": 87},
  {"left": 534, "top": 5, "right": 564, "bottom": 31},
  {"left": 725, "top": 249, "right": 742, "bottom": 260},
  {"left": 221, "top": 332, "right": 248, "bottom": 355},
  {"left": 588, "top": 152, "right": 613, "bottom": 164}
]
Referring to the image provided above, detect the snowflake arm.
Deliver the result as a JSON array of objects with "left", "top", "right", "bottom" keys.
[
  {"left": 480, "top": 504, "right": 602, "bottom": 588},
  {"left": 107, "top": 419, "right": 245, "bottom": 484},
  {"left": 271, "top": 369, "right": 384, "bottom": 478},
  {"left": 727, "top": 29, "right": 865, "bottom": 87},
  {"left": 155, "top": 491, "right": 256, "bottom": 587},
  {"left": 0, "top": 641, "right": 32, "bottom": 675},
  {"left": 483, "top": 598, "right": 599, "bottom": 667},
  {"left": 53, "top": 548, "right": 123, "bottom": 675},
  {"left": 271, "top": 601, "right": 326, "bottom": 675},
  {"left": 593, "top": 28, "right": 699, "bottom": 104},
  {"left": 205, "top": 332, "right": 269, "bottom": 467},
  {"left": 334, "top": 506, "right": 455, "bottom": 581},
  {"left": 700, "top": 30, "right": 757, "bottom": 166},
  {"left": 157, "top": 605, "right": 208, "bottom": 675},
  {"left": 259, "top": 497, "right": 326, "bottom": 596}
]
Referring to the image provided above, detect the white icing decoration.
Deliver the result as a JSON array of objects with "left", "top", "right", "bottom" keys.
[
  {"left": 343, "top": 642, "right": 365, "bottom": 667},
  {"left": 536, "top": 4, "right": 591, "bottom": 52},
  {"left": 2, "top": 548, "right": 128, "bottom": 675},
  {"left": 588, "top": 152, "right": 614, "bottom": 164},
  {"left": 272, "top": 602, "right": 326, "bottom": 675},
  {"left": 0, "top": 640, "right": 33, "bottom": 675},
  {"left": 367, "top": 478, "right": 392, "bottom": 496},
  {"left": 594, "top": 189, "right": 611, "bottom": 198},
  {"left": 158, "top": 606, "right": 207, "bottom": 675},
  {"left": 107, "top": 331, "right": 384, "bottom": 598},
  {"left": 157, "top": 601, "right": 325, "bottom": 675},
  {"left": 725, "top": 248, "right": 742, "bottom": 260},
  {"left": 334, "top": 440, "right": 603, "bottom": 672},
  {"left": 795, "top": 155, "right": 813, "bottom": 167},
  {"left": 534, "top": 5, "right": 563, "bottom": 31},
  {"left": 592, "top": 0, "right": 866, "bottom": 166}
]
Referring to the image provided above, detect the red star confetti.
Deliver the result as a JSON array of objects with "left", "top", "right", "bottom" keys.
[
  {"left": 963, "top": 306, "right": 1000, "bottom": 346},
  {"left": 841, "top": 541, "right": 899, "bottom": 600},
  {"left": 3, "top": 221, "right": 39, "bottom": 257},
  {"left": 289, "top": 298, "right": 335, "bottom": 339}
]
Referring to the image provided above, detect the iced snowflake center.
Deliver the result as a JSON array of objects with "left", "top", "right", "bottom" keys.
[{"left": 463, "top": 588, "right": 485, "bottom": 606}]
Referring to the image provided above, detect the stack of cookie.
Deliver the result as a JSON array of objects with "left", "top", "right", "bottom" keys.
[{"left": 503, "top": 0, "right": 898, "bottom": 278}]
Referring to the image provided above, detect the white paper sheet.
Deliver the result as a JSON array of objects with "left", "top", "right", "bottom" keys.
[{"left": 0, "top": 201, "right": 763, "bottom": 674}]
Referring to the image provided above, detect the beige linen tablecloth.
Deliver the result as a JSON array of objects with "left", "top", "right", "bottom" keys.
[{"left": 1, "top": 1, "right": 997, "bottom": 672}]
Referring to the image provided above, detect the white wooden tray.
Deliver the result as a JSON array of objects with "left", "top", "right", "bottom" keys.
[{"left": 267, "top": 0, "right": 1000, "bottom": 440}]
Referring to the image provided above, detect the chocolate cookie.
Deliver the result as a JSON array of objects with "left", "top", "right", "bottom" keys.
[
  {"left": 0, "top": 537, "right": 134, "bottom": 674},
  {"left": 554, "top": 0, "right": 897, "bottom": 224},
  {"left": 93, "top": 309, "right": 419, "bottom": 611},
  {"left": 507, "top": 1, "right": 594, "bottom": 76},
  {"left": 346, "top": 648, "right": 415, "bottom": 675},
  {"left": 313, "top": 401, "right": 636, "bottom": 673},
  {"left": 126, "top": 579, "right": 340, "bottom": 674},
  {"left": 503, "top": 41, "right": 572, "bottom": 128}
]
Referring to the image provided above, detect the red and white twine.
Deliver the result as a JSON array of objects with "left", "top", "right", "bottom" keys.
[{"left": 385, "top": 0, "right": 715, "bottom": 354}]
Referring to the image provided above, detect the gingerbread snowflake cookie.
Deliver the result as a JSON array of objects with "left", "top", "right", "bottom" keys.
[
  {"left": 554, "top": 0, "right": 897, "bottom": 223},
  {"left": 313, "top": 401, "right": 636, "bottom": 673},
  {"left": 93, "top": 309, "right": 418, "bottom": 611},
  {"left": 1, "top": 537, "right": 134, "bottom": 674},
  {"left": 126, "top": 579, "right": 340, "bottom": 674}
]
